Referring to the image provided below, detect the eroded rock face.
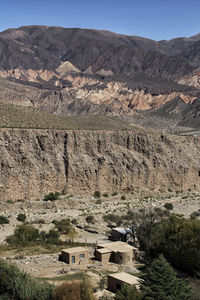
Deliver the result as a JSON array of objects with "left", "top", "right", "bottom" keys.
[{"left": 0, "top": 129, "right": 200, "bottom": 201}]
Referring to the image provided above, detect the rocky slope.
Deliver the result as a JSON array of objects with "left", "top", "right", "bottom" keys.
[
  {"left": 0, "top": 129, "right": 200, "bottom": 201},
  {"left": 0, "top": 75, "right": 199, "bottom": 132}
]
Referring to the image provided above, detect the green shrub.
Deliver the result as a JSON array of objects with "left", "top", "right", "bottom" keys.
[
  {"left": 6, "top": 224, "right": 39, "bottom": 247},
  {"left": 85, "top": 215, "right": 95, "bottom": 224},
  {"left": 71, "top": 219, "right": 78, "bottom": 225},
  {"left": 103, "top": 193, "right": 109, "bottom": 198},
  {"left": 95, "top": 199, "right": 102, "bottom": 204},
  {"left": 6, "top": 200, "right": 14, "bottom": 204},
  {"left": 190, "top": 211, "right": 200, "bottom": 219},
  {"left": 17, "top": 213, "right": 26, "bottom": 222},
  {"left": 0, "top": 216, "right": 9, "bottom": 225},
  {"left": 43, "top": 192, "right": 60, "bottom": 201},
  {"left": 164, "top": 203, "right": 173, "bottom": 210},
  {"left": 121, "top": 195, "right": 126, "bottom": 200},
  {"left": 103, "top": 213, "right": 122, "bottom": 225},
  {"left": 0, "top": 259, "right": 53, "bottom": 300},
  {"left": 35, "top": 219, "right": 45, "bottom": 224},
  {"left": 115, "top": 284, "right": 143, "bottom": 300},
  {"left": 93, "top": 191, "right": 101, "bottom": 198},
  {"left": 112, "top": 192, "right": 118, "bottom": 196},
  {"left": 40, "top": 229, "right": 60, "bottom": 244},
  {"left": 54, "top": 219, "right": 73, "bottom": 234}
]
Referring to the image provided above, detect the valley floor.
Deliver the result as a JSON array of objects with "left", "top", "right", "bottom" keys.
[{"left": 1, "top": 190, "right": 200, "bottom": 298}]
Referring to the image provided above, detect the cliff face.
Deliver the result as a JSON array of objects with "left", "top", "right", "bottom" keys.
[{"left": 0, "top": 129, "right": 200, "bottom": 201}]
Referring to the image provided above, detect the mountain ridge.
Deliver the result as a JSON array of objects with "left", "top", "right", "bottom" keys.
[{"left": 0, "top": 25, "right": 200, "bottom": 133}]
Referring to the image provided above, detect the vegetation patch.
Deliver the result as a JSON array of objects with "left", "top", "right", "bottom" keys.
[{"left": 0, "top": 216, "right": 9, "bottom": 225}]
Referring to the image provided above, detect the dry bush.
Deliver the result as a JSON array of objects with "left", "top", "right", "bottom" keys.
[
  {"left": 53, "top": 277, "right": 95, "bottom": 300},
  {"left": 52, "top": 281, "right": 82, "bottom": 300}
]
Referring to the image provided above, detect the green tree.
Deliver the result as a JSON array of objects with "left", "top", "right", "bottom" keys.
[
  {"left": 0, "top": 259, "right": 53, "bottom": 300},
  {"left": 6, "top": 224, "right": 39, "bottom": 247},
  {"left": 142, "top": 254, "right": 193, "bottom": 300},
  {"left": 40, "top": 229, "right": 60, "bottom": 245},
  {"left": 130, "top": 207, "right": 169, "bottom": 252},
  {"left": 149, "top": 214, "right": 200, "bottom": 276},
  {"left": 115, "top": 284, "right": 144, "bottom": 300}
]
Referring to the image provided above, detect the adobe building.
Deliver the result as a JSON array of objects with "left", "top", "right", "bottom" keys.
[
  {"left": 95, "top": 241, "right": 137, "bottom": 264},
  {"left": 61, "top": 247, "right": 89, "bottom": 264},
  {"left": 111, "top": 227, "right": 132, "bottom": 242},
  {"left": 108, "top": 272, "right": 141, "bottom": 293}
]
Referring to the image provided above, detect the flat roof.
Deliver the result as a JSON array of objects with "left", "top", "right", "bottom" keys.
[
  {"left": 62, "top": 247, "right": 88, "bottom": 254},
  {"left": 98, "top": 241, "right": 136, "bottom": 253},
  {"left": 96, "top": 248, "right": 112, "bottom": 254},
  {"left": 108, "top": 272, "right": 141, "bottom": 285}
]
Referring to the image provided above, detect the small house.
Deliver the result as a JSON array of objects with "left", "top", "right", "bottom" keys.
[
  {"left": 108, "top": 272, "right": 141, "bottom": 292},
  {"left": 61, "top": 247, "right": 89, "bottom": 264},
  {"left": 95, "top": 241, "right": 137, "bottom": 264},
  {"left": 111, "top": 227, "right": 132, "bottom": 242}
]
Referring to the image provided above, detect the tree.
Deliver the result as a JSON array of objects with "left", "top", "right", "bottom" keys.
[
  {"left": 54, "top": 218, "right": 73, "bottom": 234},
  {"left": 149, "top": 214, "right": 200, "bottom": 276},
  {"left": 142, "top": 254, "right": 193, "bottom": 300},
  {"left": 129, "top": 207, "right": 169, "bottom": 252},
  {"left": 115, "top": 284, "right": 144, "bottom": 300},
  {"left": 6, "top": 224, "right": 39, "bottom": 247},
  {"left": 0, "top": 259, "right": 53, "bottom": 300}
]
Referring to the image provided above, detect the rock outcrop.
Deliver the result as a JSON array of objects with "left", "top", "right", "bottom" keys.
[{"left": 0, "top": 129, "right": 200, "bottom": 201}]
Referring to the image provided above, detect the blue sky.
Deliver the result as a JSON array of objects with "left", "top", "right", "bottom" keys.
[{"left": 0, "top": 0, "right": 200, "bottom": 40}]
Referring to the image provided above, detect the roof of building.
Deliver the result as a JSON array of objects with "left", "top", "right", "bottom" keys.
[
  {"left": 112, "top": 227, "right": 132, "bottom": 235},
  {"left": 97, "top": 241, "right": 137, "bottom": 253},
  {"left": 62, "top": 247, "right": 88, "bottom": 254},
  {"left": 96, "top": 247, "right": 112, "bottom": 254},
  {"left": 108, "top": 272, "right": 141, "bottom": 285}
]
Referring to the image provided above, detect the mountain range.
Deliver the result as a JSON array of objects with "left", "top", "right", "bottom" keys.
[{"left": 0, "top": 25, "right": 200, "bottom": 132}]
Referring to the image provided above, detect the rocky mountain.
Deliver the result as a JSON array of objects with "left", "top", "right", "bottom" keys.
[
  {"left": 0, "top": 26, "right": 200, "bottom": 132},
  {"left": 0, "top": 25, "right": 198, "bottom": 79},
  {"left": 1, "top": 27, "right": 200, "bottom": 200}
]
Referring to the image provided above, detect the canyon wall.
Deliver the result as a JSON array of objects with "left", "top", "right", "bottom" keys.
[{"left": 0, "top": 129, "right": 200, "bottom": 201}]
